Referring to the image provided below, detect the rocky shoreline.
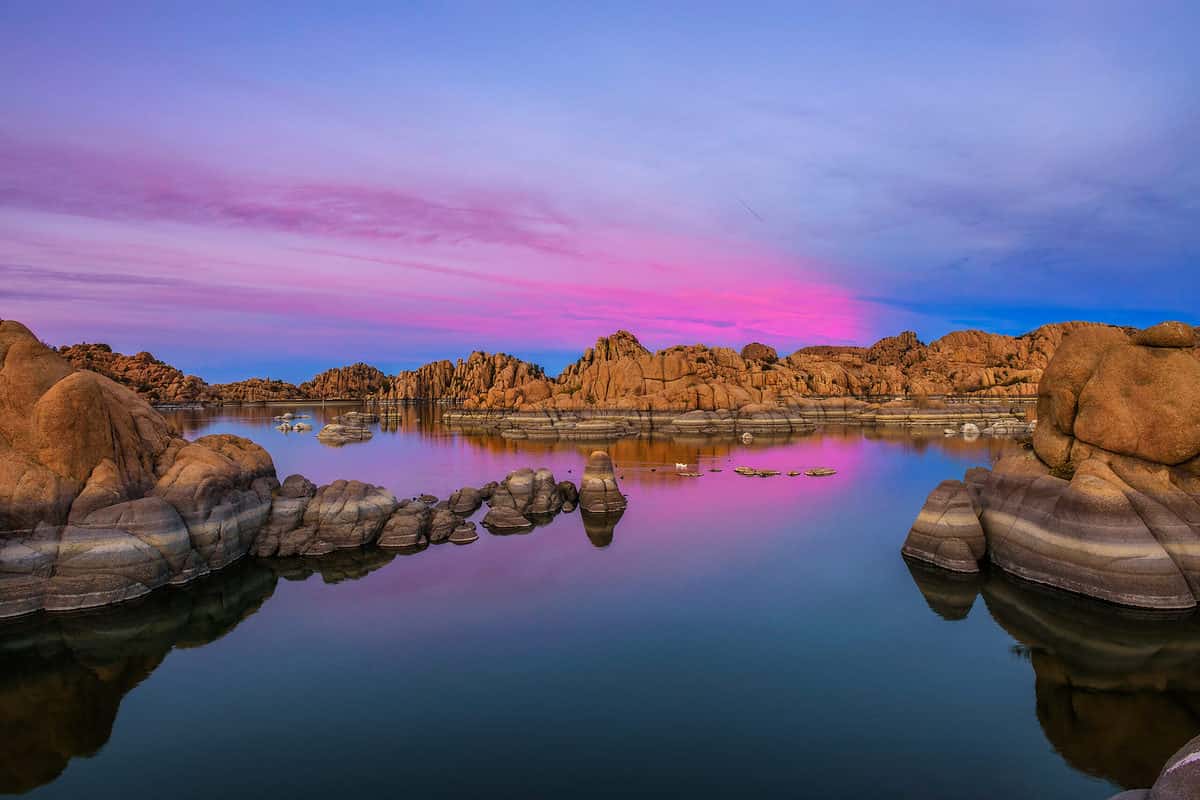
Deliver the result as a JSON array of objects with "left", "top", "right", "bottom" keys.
[{"left": 0, "top": 319, "right": 630, "bottom": 620}]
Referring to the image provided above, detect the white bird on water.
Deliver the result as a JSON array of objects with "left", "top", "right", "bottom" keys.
[{"left": 675, "top": 462, "right": 688, "bottom": 470}]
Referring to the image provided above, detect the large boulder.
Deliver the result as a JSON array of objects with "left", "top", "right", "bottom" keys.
[
  {"left": 578, "top": 451, "right": 627, "bottom": 513},
  {"left": 377, "top": 500, "right": 431, "bottom": 549},
  {"left": 266, "top": 480, "right": 397, "bottom": 557},
  {"left": 908, "top": 322, "right": 1200, "bottom": 610},
  {"left": 0, "top": 321, "right": 283, "bottom": 618},
  {"left": 251, "top": 475, "right": 317, "bottom": 557}
]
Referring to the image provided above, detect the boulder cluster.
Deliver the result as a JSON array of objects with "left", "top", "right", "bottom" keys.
[
  {"left": 0, "top": 320, "right": 627, "bottom": 619},
  {"left": 903, "top": 322, "right": 1200, "bottom": 609}
]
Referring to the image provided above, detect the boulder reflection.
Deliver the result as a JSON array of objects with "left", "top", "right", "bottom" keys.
[
  {"left": 581, "top": 508, "right": 625, "bottom": 548},
  {"left": 906, "top": 558, "right": 1200, "bottom": 790},
  {"left": 0, "top": 548, "right": 401, "bottom": 794}
]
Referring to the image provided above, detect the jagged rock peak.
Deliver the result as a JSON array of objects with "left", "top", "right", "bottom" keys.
[{"left": 590, "top": 330, "right": 649, "bottom": 361}]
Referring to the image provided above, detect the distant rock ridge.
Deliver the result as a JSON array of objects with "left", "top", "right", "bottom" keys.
[
  {"left": 425, "top": 321, "right": 1174, "bottom": 413},
  {"left": 58, "top": 343, "right": 388, "bottom": 404},
  {"left": 299, "top": 362, "right": 390, "bottom": 399},
  {"left": 59, "top": 321, "right": 1200, "bottom": 409},
  {"left": 903, "top": 320, "right": 1200, "bottom": 610},
  {"left": 55, "top": 343, "right": 218, "bottom": 404},
  {"left": 377, "top": 350, "right": 545, "bottom": 404}
]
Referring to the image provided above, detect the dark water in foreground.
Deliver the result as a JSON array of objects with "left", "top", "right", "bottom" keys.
[{"left": 4, "top": 404, "right": 1198, "bottom": 799}]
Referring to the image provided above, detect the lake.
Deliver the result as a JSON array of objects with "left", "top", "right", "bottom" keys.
[{"left": 3, "top": 403, "right": 1196, "bottom": 799}]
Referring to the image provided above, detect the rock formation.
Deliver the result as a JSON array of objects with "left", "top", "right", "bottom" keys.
[
  {"left": 427, "top": 323, "right": 1164, "bottom": 416},
  {"left": 1, "top": 318, "right": 623, "bottom": 619},
  {"left": 377, "top": 350, "right": 545, "bottom": 404},
  {"left": 578, "top": 451, "right": 628, "bottom": 513},
  {"left": 0, "top": 320, "right": 279, "bottom": 617},
  {"left": 299, "top": 362, "right": 390, "bottom": 399},
  {"left": 903, "top": 321, "right": 1200, "bottom": 609},
  {"left": 57, "top": 343, "right": 218, "bottom": 404},
  {"left": 208, "top": 377, "right": 304, "bottom": 403}
]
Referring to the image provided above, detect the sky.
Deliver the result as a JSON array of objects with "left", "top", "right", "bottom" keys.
[{"left": 1, "top": 1, "right": 1197, "bottom": 381}]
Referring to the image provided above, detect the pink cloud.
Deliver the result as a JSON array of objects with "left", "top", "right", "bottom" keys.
[{"left": 0, "top": 135, "right": 886, "bottom": 372}]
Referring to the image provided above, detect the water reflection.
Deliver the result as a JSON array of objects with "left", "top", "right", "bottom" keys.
[
  {"left": 906, "top": 560, "right": 1200, "bottom": 790},
  {"left": 580, "top": 509, "right": 625, "bottom": 548},
  {"left": 0, "top": 547, "right": 411, "bottom": 795}
]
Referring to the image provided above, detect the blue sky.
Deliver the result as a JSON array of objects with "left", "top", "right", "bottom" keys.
[{"left": 1, "top": 1, "right": 1197, "bottom": 380}]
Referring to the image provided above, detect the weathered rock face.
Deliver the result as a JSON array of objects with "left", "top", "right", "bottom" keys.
[
  {"left": 740, "top": 342, "right": 778, "bottom": 363},
  {"left": 0, "top": 321, "right": 280, "bottom": 618},
  {"left": 57, "top": 343, "right": 218, "bottom": 404},
  {"left": 299, "top": 362, "right": 390, "bottom": 399},
  {"left": 378, "top": 350, "right": 545, "bottom": 405},
  {"left": 578, "top": 451, "right": 627, "bottom": 513},
  {"left": 905, "top": 322, "right": 1200, "bottom": 609}
]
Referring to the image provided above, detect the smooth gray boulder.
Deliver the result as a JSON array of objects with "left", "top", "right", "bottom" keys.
[{"left": 901, "top": 479, "right": 987, "bottom": 572}]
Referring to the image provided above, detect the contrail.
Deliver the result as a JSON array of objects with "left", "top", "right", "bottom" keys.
[{"left": 737, "top": 197, "right": 764, "bottom": 222}]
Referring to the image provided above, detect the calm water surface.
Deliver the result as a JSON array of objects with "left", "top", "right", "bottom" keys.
[{"left": 4, "top": 404, "right": 1197, "bottom": 799}]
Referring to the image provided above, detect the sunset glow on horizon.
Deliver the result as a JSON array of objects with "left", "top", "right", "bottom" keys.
[{"left": 2, "top": 2, "right": 1197, "bottom": 381}]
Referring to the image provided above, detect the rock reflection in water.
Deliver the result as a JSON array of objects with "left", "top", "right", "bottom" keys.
[
  {"left": 0, "top": 547, "right": 404, "bottom": 795},
  {"left": 906, "top": 561, "right": 1200, "bottom": 790},
  {"left": 580, "top": 508, "right": 625, "bottom": 548}
]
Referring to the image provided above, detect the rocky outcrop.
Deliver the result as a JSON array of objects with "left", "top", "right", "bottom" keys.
[
  {"left": 427, "top": 323, "right": 1162, "bottom": 417},
  {"left": 208, "top": 377, "right": 304, "bottom": 403},
  {"left": 0, "top": 320, "right": 279, "bottom": 617},
  {"left": 299, "top": 362, "right": 390, "bottom": 399},
  {"left": 904, "top": 321, "right": 1200, "bottom": 609},
  {"left": 56, "top": 343, "right": 218, "bottom": 404},
  {"left": 377, "top": 351, "right": 545, "bottom": 404},
  {"left": 578, "top": 451, "right": 628, "bottom": 513}
]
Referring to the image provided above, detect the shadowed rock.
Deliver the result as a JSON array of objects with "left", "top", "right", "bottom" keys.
[
  {"left": 447, "top": 486, "right": 484, "bottom": 515},
  {"left": 558, "top": 480, "right": 579, "bottom": 512},
  {"left": 377, "top": 500, "right": 431, "bottom": 549}
]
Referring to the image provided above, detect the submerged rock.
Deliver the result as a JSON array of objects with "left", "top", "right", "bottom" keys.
[{"left": 316, "top": 423, "right": 373, "bottom": 445}]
